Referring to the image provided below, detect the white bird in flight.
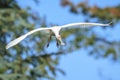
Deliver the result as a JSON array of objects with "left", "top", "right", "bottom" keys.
[{"left": 6, "top": 22, "right": 112, "bottom": 49}]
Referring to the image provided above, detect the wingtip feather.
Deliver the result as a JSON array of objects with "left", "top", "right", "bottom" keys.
[
  {"left": 109, "top": 22, "right": 113, "bottom": 25},
  {"left": 6, "top": 46, "right": 10, "bottom": 49},
  {"left": 6, "top": 35, "right": 27, "bottom": 49},
  {"left": 6, "top": 46, "right": 9, "bottom": 50}
]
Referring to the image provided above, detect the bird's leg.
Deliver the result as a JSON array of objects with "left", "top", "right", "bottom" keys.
[
  {"left": 56, "top": 38, "right": 59, "bottom": 47},
  {"left": 47, "top": 34, "right": 52, "bottom": 48}
]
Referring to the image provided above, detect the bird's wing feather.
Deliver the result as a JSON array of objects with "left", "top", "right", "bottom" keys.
[
  {"left": 6, "top": 28, "right": 50, "bottom": 49},
  {"left": 61, "top": 22, "right": 111, "bottom": 29}
]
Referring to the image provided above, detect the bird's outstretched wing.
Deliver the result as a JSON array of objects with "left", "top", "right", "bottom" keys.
[
  {"left": 61, "top": 22, "right": 112, "bottom": 29},
  {"left": 6, "top": 28, "right": 50, "bottom": 49}
]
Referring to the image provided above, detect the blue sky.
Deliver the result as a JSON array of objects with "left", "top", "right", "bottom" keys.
[{"left": 17, "top": 0, "right": 120, "bottom": 80}]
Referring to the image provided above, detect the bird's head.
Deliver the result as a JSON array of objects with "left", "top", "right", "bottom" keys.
[{"left": 56, "top": 35, "right": 65, "bottom": 46}]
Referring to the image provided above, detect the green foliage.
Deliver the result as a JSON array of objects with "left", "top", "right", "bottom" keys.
[
  {"left": 61, "top": 0, "right": 120, "bottom": 60},
  {"left": 0, "top": 0, "right": 64, "bottom": 80},
  {"left": 104, "top": 48, "right": 117, "bottom": 60}
]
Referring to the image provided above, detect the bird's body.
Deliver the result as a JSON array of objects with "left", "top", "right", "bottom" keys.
[{"left": 6, "top": 22, "right": 112, "bottom": 49}]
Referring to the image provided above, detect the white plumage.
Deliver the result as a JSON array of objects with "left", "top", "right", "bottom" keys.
[{"left": 6, "top": 22, "right": 111, "bottom": 49}]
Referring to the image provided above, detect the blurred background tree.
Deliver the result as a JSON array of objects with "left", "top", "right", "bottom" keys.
[
  {"left": 61, "top": 0, "right": 120, "bottom": 60},
  {"left": 0, "top": 0, "right": 120, "bottom": 80}
]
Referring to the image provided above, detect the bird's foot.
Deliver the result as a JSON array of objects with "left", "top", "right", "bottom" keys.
[
  {"left": 56, "top": 41, "right": 59, "bottom": 48},
  {"left": 46, "top": 43, "right": 50, "bottom": 48}
]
